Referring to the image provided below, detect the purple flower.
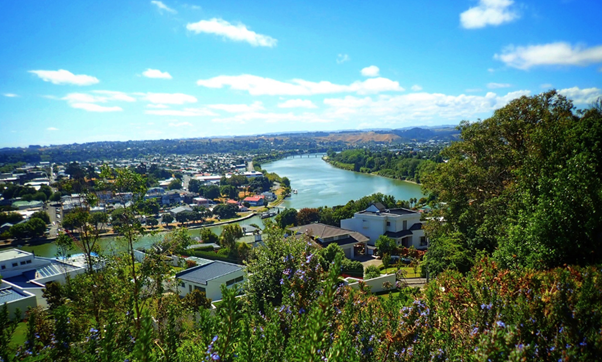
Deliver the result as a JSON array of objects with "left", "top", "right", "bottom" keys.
[{"left": 496, "top": 321, "right": 506, "bottom": 328}]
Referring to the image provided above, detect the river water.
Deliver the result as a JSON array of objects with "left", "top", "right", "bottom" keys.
[
  {"left": 262, "top": 155, "right": 424, "bottom": 209},
  {"left": 20, "top": 156, "right": 424, "bottom": 257}
]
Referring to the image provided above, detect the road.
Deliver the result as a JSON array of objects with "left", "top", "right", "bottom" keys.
[{"left": 247, "top": 161, "right": 254, "bottom": 172}]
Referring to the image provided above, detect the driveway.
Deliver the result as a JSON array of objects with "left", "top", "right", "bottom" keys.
[{"left": 354, "top": 254, "right": 382, "bottom": 268}]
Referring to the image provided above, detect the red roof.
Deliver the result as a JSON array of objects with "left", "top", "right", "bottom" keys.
[
  {"left": 243, "top": 195, "right": 264, "bottom": 202},
  {"left": 226, "top": 199, "right": 239, "bottom": 204}
]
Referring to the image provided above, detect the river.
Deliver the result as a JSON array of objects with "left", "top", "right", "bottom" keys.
[
  {"left": 20, "top": 155, "right": 424, "bottom": 257},
  {"left": 262, "top": 155, "right": 424, "bottom": 209}
]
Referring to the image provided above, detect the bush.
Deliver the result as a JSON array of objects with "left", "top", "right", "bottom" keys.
[{"left": 364, "top": 265, "right": 381, "bottom": 279}]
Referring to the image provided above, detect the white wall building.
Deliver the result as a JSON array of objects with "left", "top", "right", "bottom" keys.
[
  {"left": 340, "top": 203, "right": 428, "bottom": 255},
  {"left": 175, "top": 260, "right": 245, "bottom": 301}
]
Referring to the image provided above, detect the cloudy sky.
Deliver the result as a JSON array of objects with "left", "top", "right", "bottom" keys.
[{"left": 1, "top": 0, "right": 601, "bottom": 147}]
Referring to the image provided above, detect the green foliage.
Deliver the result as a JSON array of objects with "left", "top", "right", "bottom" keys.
[
  {"left": 364, "top": 265, "right": 381, "bottom": 279},
  {"left": 183, "top": 289, "right": 212, "bottom": 310},
  {"left": 187, "top": 179, "right": 202, "bottom": 194},
  {"left": 30, "top": 210, "right": 50, "bottom": 224},
  {"left": 212, "top": 203, "right": 238, "bottom": 219},
  {"left": 328, "top": 148, "right": 441, "bottom": 182},
  {"left": 167, "top": 178, "right": 182, "bottom": 190},
  {"left": 375, "top": 235, "right": 396, "bottom": 256},
  {"left": 296, "top": 207, "right": 320, "bottom": 225},
  {"left": 9, "top": 217, "right": 46, "bottom": 239},
  {"left": 219, "top": 224, "right": 243, "bottom": 249},
  {"left": 0, "top": 212, "right": 23, "bottom": 225},
  {"left": 200, "top": 227, "right": 219, "bottom": 244},
  {"left": 219, "top": 185, "right": 237, "bottom": 199},
  {"left": 423, "top": 91, "right": 602, "bottom": 271},
  {"left": 276, "top": 208, "right": 297, "bottom": 229},
  {"left": 161, "top": 213, "right": 174, "bottom": 225},
  {"left": 0, "top": 303, "right": 17, "bottom": 362}
]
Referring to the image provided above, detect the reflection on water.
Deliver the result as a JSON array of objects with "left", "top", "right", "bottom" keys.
[{"left": 263, "top": 155, "right": 424, "bottom": 209}]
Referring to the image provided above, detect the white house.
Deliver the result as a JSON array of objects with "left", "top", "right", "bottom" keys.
[
  {"left": 0, "top": 249, "right": 86, "bottom": 309},
  {"left": 340, "top": 203, "right": 428, "bottom": 255},
  {"left": 289, "top": 223, "right": 369, "bottom": 259},
  {"left": 175, "top": 260, "right": 245, "bottom": 301}
]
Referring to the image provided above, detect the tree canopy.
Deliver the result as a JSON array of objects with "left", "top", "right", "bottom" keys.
[{"left": 423, "top": 91, "right": 602, "bottom": 273}]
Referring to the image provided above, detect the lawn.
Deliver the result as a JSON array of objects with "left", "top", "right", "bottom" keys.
[
  {"left": 380, "top": 265, "right": 422, "bottom": 278},
  {"left": 10, "top": 321, "right": 28, "bottom": 348}
]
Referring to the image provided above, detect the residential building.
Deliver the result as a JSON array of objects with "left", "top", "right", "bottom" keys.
[
  {"left": 243, "top": 195, "right": 264, "bottom": 207},
  {"left": 340, "top": 203, "right": 428, "bottom": 255},
  {"left": 289, "top": 223, "right": 369, "bottom": 259},
  {"left": 0, "top": 281, "right": 37, "bottom": 320},
  {"left": 175, "top": 261, "right": 245, "bottom": 301},
  {"left": 170, "top": 205, "right": 192, "bottom": 217}
]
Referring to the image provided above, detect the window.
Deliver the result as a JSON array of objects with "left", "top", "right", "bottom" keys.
[
  {"left": 26, "top": 260, "right": 32, "bottom": 264},
  {"left": 1, "top": 265, "right": 5, "bottom": 270},
  {"left": 180, "top": 281, "right": 185, "bottom": 288},
  {"left": 189, "top": 285, "right": 192, "bottom": 292},
  {"left": 403, "top": 220, "right": 407, "bottom": 230},
  {"left": 226, "top": 276, "right": 244, "bottom": 286},
  {"left": 194, "top": 286, "right": 206, "bottom": 293},
  {"left": 12, "top": 263, "right": 18, "bottom": 267},
  {"left": 20, "top": 261, "right": 26, "bottom": 265},
  {"left": 420, "top": 237, "right": 428, "bottom": 246},
  {"left": 386, "top": 221, "right": 390, "bottom": 226}
]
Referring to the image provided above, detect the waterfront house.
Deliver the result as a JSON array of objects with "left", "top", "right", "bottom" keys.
[
  {"left": 243, "top": 195, "right": 264, "bottom": 207},
  {"left": 289, "top": 223, "right": 369, "bottom": 259},
  {"left": 175, "top": 261, "right": 245, "bottom": 301},
  {"left": 340, "top": 203, "right": 428, "bottom": 255}
]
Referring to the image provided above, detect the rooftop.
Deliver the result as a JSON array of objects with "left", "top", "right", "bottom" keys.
[
  {"left": 290, "top": 223, "right": 369, "bottom": 245},
  {"left": 0, "top": 249, "right": 33, "bottom": 262},
  {"left": 176, "top": 260, "right": 243, "bottom": 285},
  {"left": 0, "top": 283, "right": 31, "bottom": 304}
]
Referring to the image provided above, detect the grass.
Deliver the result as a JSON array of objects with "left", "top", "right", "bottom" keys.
[
  {"left": 10, "top": 321, "right": 28, "bottom": 348},
  {"left": 380, "top": 266, "right": 422, "bottom": 278}
]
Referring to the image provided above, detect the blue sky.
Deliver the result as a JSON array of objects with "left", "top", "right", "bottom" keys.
[{"left": 1, "top": 0, "right": 601, "bottom": 147}]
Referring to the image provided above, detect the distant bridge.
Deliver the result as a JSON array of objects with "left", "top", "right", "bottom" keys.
[{"left": 285, "top": 153, "right": 326, "bottom": 159}]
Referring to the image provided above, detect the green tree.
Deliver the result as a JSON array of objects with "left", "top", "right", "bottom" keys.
[
  {"left": 281, "top": 177, "right": 291, "bottom": 188},
  {"left": 188, "top": 179, "right": 202, "bottom": 193},
  {"left": 212, "top": 204, "right": 238, "bottom": 219},
  {"left": 220, "top": 185, "right": 238, "bottom": 199},
  {"left": 423, "top": 91, "right": 602, "bottom": 271},
  {"left": 161, "top": 213, "right": 174, "bottom": 226},
  {"left": 276, "top": 208, "right": 297, "bottom": 229},
  {"left": 168, "top": 179, "right": 182, "bottom": 190},
  {"left": 200, "top": 228, "right": 219, "bottom": 244},
  {"left": 220, "top": 224, "right": 243, "bottom": 249},
  {"left": 296, "top": 207, "right": 320, "bottom": 226},
  {"left": 31, "top": 210, "right": 50, "bottom": 224},
  {"left": 375, "top": 235, "right": 396, "bottom": 256},
  {"left": 364, "top": 265, "right": 381, "bottom": 279}
]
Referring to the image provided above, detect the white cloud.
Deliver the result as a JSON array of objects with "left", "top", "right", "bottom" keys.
[
  {"left": 3, "top": 93, "right": 18, "bottom": 97},
  {"left": 361, "top": 65, "right": 380, "bottom": 77},
  {"left": 29, "top": 69, "right": 99, "bottom": 86},
  {"left": 47, "top": 127, "right": 59, "bottom": 131},
  {"left": 211, "top": 112, "right": 332, "bottom": 125},
  {"left": 63, "top": 91, "right": 135, "bottom": 103},
  {"left": 186, "top": 18, "right": 277, "bottom": 47},
  {"left": 145, "top": 108, "right": 217, "bottom": 117},
  {"left": 196, "top": 74, "right": 404, "bottom": 96},
  {"left": 168, "top": 121, "right": 193, "bottom": 127},
  {"left": 337, "top": 54, "right": 350, "bottom": 64},
  {"left": 540, "top": 83, "right": 553, "bottom": 89},
  {"left": 460, "top": 0, "right": 519, "bottom": 29},
  {"left": 487, "top": 82, "right": 511, "bottom": 89},
  {"left": 151, "top": 1, "right": 176, "bottom": 14},
  {"left": 495, "top": 42, "right": 602, "bottom": 70},
  {"left": 278, "top": 99, "right": 318, "bottom": 109},
  {"left": 208, "top": 101, "right": 264, "bottom": 113},
  {"left": 142, "top": 68, "right": 172, "bottom": 79},
  {"left": 70, "top": 103, "right": 123, "bottom": 112},
  {"left": 321, "top": 90, "right": 531, "bottom": 124},
  {"left": 146, "top": 104, "right": 170, "bottom": 109},
  {"left": 411, "top": 85, "right": 423, "bottom": 92},
  {"left": 558, "top": 87, "right": 602, "bottom": 104},
  {"left": 143, "top": 92, "right": 197, "bottom": 104}
]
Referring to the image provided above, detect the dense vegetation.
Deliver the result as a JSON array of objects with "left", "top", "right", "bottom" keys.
[
  {"left": 423, "top": 91, "right": 602, "bottom": 276},
  {"left": 1, "top": 92, "right": 601, "bottom": 360},
  {"left": 326, "top": 148, "right": 441, "bottom": 183}
]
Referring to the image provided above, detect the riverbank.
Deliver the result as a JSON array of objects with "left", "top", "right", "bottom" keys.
[
  {"left": 0, "top": 212, "right": 259, "bottom": 250},
  {"left": 323, "top": 157, "right": 423, "bottom": 187}
]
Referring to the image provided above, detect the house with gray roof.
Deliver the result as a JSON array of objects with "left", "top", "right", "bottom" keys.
[
  {"left": 289, "top": 223, "right": 369, "bottom": 259},
  {"left": 175, "top": 260, "right": 245, "bottom": 301},
  {"left": 0, "top": 281, "right": 37, "bottom": 320},
  {"left": 340, "top": 203, "right": 428, "bottom": 255}
]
